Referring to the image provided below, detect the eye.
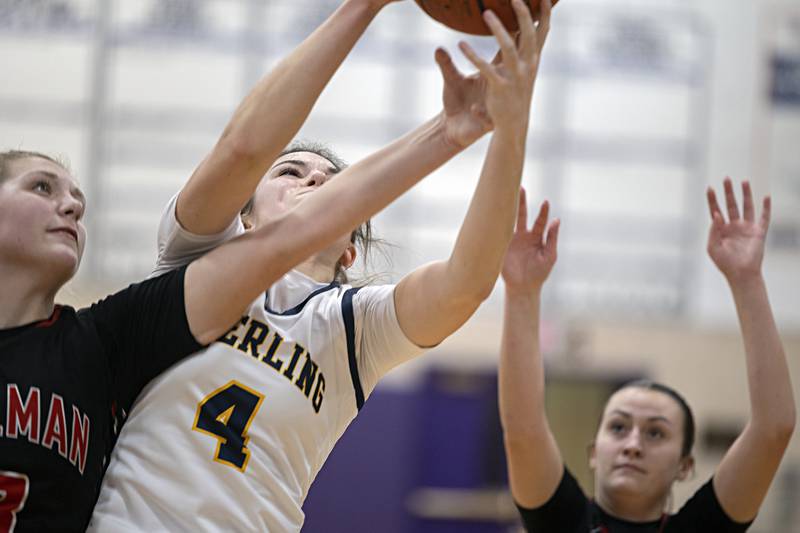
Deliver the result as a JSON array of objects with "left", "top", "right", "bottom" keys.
[
  {"left": 277, "top": 167, "right": 302, "bottom": 178},
  {"left": 646, "top": 428, "right": 665, "bottom": 440},
  {"left": 33, "top": 180, "right": 52, "bottom": 194},
  {"left": 608, "top": 421, "right": 627, "bottom": 435}
]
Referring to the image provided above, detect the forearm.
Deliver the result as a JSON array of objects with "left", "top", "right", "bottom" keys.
[
  {"left": 500, "top": 288, "right": 548, "bottom": 434},
  {"left": 179, "top": 0, "right": 384, "bottom": 234},
  {"left": 710, "top": 275, "right": 794, "bottom": 521},
  {"left": 446, "top": 126, "right": 527, "bottom": 298},
  {"left": 391, "top": 125, "right": 527, "bottom": 347},
  {"left": 222, "top": 0, "right": 380, "bottom": 153},
  {"left": 500, "top": 286, "right": 564, "bottom": 507},
  {"left": 729, "top": 274, "right": 796, "bottom": 435}
]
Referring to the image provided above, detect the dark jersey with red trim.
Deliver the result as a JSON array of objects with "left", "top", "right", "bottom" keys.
[
  {"left": 0, "top": 266, "right": 202, "bottom": 532},
  {"left": 516, "top": 467, "right": 753, "bottom": 532}
]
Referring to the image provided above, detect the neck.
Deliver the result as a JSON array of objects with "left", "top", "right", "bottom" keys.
[
  {"left": 0, "top": 264, "right": 58, "bottom": 328},
  {"left": 294, "top": 255, "right": 338, "bottom": 284},
  {"left": 596, "top": 489, "right": 666, "bottom": 523}
]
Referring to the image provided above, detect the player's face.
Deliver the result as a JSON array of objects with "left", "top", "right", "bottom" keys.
[
  {"left": 250, "top": 151, "right": 339, "bottom": 225},
  {"left": 247, "top": 151, "right": 353, "bottom": 261},
  {"left": 590, "top": 387, "right": 690, "bottom": 511},
  {"left": 0, "top": 157, "right": 87, "bottom": 284}
]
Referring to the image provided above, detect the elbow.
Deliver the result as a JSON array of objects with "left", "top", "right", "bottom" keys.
[
  {"left": 778, "top": 409, "right": 797, "bottom": 443},
  {"left": 774, "top": 402, "right": 797, "bottom": 444},
  {"left": 456, "top": 277, "right": 497, "bottom": 307},
  {"left": 438, "top": 277, "right": 495, "bottom": 316},
  {"left": 753, "top": 412, "right": 796, "bottom": 449},
  {"left": 445, "top": 257, "right": 499, "bottom": 305}
]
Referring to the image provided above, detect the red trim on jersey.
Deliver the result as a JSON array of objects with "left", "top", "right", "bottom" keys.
[{"left": 35, "top": 306, "right": 62, "bottom": 328}]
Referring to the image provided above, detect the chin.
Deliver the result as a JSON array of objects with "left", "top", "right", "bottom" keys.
[
  {"left": 49, "top": 251, "right": 81, "bottom": 281},
  {"left": 605, "top": 474, "right": 647, "bottom": 496}
]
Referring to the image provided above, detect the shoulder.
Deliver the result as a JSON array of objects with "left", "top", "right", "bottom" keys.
[
  {"left": 669, "top": 478, "right": 753, "bottom": 532},
  {"left": 516, "top": 467, "right": 591, "bottom": 532},
  {"left": 87, "top": 267, "right": 185, "bottom": 314},
  {"left": 349, "top": 284, "right": 396, "bottom": 311},
  {"left": 152, "top": 192, "right": 245, "bottom": 278}
]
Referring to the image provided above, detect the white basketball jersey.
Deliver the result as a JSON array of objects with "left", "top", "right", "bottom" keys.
[{"left": 89, "top": 196, "right": 424, "bottom": 532}]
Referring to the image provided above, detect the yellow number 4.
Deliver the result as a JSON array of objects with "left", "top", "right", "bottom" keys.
[{"left": 192, "top": 381, "right": 264, "bottom": 472}]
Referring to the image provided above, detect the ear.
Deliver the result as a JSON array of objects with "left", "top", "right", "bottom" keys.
[
  {"left": 588, "top": 441, "right": 597, "bottom": 471},
  {"left": 676, "top": 455, "right": 695, "bottom": 482},
  {"left": 338, "top": 243, "right": 357, "bottom": 270}
]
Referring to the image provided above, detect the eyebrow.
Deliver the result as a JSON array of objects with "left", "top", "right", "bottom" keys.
[
  {"left": 30, "top": 171, "right": 87, "bottom": 206},
  {"left": 609, "top": 410, "right": 672, "bottom": 424},
  {"left": 275, "top": 160, "right": 339, "bottom": 175}
]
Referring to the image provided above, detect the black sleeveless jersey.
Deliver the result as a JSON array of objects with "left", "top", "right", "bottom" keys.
[{"left": 0, "top": 266, "right": 202, "bottom": 532}]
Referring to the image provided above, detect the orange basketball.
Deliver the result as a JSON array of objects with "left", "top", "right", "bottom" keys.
[{"left": 415, "top": 0, "right": 559, "bottom": 36}]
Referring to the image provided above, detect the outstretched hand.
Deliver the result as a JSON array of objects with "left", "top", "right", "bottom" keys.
[
  {"left": 501, "top": 188, "right": 560, "bottom": 293},
  {"left": 435, "top": 0, "right": 552, "bottom": 148},
  {"left": 706, "top": 178, "right": 771, "bottom": 283}
]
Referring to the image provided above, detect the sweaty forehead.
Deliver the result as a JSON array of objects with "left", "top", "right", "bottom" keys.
[{"left": 604, "top": 387, "right": 683, "bottom": 423}]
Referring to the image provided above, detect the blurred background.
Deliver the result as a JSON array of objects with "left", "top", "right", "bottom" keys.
[{"left": 1, "top": 0, "right": 798, "bottom": 530}]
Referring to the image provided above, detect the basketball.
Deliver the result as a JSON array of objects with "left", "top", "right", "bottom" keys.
[{"left": 415, "top": 0, "right": 559, "bottom": 36}]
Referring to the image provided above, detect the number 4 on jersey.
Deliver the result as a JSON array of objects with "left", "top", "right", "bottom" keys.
[
  {"left": 0, "top": 471, "right": 29, "bottom": 533},
  {"left": 192, "top": 381, "right": 264, "bottom": 472}
]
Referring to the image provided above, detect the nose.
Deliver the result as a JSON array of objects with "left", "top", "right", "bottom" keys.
[
  {"left": 622, "top": 429, "right": 643, "bottom": 458},
  {"left": 59, "top": 193, "right": 84, "bottom": 221},
  {"left": 303, "top": 169, "right": 328, "bottom": 188}
]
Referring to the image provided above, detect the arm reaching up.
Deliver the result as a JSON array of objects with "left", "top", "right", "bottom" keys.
[
  {"left": 178, "top": 0, "right": 404, "bottom": 235},
  {"left": 395, "top": 0, "right": 553, "bottom": 347},
  {"left": 498, "top": 189, "right": 563, "bottom": 508},
  {"left": 707, "top": 178, "right": 796, "bottom": 522}
]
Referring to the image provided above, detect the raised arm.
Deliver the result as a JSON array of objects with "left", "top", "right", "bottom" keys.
[
  {"left": 707, "top": 178, "right": 796, "bottom": 522},
  {"left": 395, "top": 0, "right": 552, "bottom": 347},
  {"left": 179, "top": 0, "right": 401, "bottom": 235},
  {"left": 498, "top": 190, "right": 564, "bottom": 508},
  {"left": 184, "top": 32, "right": 500, "bottom": 345}
]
